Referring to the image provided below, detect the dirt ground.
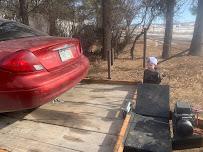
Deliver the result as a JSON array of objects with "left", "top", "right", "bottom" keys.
[{"left": 88, "top": 40, "right": 203, "bottom": 109}]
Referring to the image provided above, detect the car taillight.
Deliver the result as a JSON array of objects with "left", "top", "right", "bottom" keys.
[{"left": 0, "top": 50, "right": 45, "bottom": 73}]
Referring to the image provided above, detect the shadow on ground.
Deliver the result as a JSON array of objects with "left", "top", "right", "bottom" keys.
[
  {"left": 0, "top": 109, "right": 35, "bottom": 130},
  {"left": 158, "top": 49, "right": 189, "bottom": 65}
]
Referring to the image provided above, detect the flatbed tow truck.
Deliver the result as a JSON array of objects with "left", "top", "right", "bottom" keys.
[{"left": 0, "top": 80, "right": 202, "bottom": 152}]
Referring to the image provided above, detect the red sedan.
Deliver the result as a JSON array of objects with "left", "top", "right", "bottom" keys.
[{"left": 0, "top": 19, "right": 89, "bottom": 112}]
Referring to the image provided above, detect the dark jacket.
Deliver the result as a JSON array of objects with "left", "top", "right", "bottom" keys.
[{"left": 143, "top": 69, "right": 161, "bottom": 84}]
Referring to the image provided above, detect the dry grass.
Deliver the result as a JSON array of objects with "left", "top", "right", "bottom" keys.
[{"left": 88, "top": 39, "right": 203, "bottom": 111}]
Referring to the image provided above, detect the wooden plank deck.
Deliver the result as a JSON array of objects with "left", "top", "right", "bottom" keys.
[{"left": 0, "top": 83, "right": 137, "bottom": 152}]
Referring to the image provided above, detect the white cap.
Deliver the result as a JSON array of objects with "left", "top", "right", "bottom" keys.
[{"left": 147, "top": 57, "right": 158, "bottom": 65}]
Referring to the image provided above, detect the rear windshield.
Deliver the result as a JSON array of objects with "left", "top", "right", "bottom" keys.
[{"left": 0, "top": 21, "right": 47, "bottom": 41}]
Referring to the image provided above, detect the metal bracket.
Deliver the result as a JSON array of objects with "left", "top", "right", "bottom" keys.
[
  {"left": 52, "top": 98, "right": 64, "bottom": 104},
  {"left": 121, "top": 101, "right": 132, "bottom": 119}
]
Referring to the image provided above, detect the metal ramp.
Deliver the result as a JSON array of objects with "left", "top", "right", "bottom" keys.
[
  {"left": 134, "top": 84, "right": 170, "bottom": 118},
  {"left": 124, "top": 84, "right": 172, "bottom": 152}
]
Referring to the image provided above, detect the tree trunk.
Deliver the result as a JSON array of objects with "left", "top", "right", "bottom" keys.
[
  {"left": 95, "top": 2, "right": 102, "bottom": 29},
  {"left": 189, "top": 0, "right": 203, "bottom": 56},
  {"left": 130, "top": 32, "right": 143, "bottom": 60},
  {"left": 102, "top": 0, "right": 112, "bottom": 60},
  {"left": 162, "top": 0, "right": 175, "bottom": 59},
  {"left": 19, "top": 0, "right": 29, "bottom": 25},
  {"left": 49, "top": 15, "right": 57, "bottom": 36}
]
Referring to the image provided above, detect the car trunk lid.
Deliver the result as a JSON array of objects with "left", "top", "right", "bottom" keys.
[
  {"left": 0, "top": 36, "right": 82, "bottom": 71},
  {"left": 33, "top": 42, "right": 81, "bottom": 71}
]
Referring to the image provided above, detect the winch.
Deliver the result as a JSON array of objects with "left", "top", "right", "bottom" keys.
[{"left": 173, "top": 101, "right": 196, "bottom": 137}]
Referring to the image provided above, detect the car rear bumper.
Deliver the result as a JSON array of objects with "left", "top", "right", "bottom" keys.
[{"left": 0, "top": 55, "right": 89, "bottom": 112}]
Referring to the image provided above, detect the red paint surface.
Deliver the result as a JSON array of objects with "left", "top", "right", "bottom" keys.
[{"left": 0, "top": 36, "right": 89, "bottom": 112}]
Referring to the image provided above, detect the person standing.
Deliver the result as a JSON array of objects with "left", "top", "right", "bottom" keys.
[{"left": 143, "top": 57, "right": 162, "bottom": 84}]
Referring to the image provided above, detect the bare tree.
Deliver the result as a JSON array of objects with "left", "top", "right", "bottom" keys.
[
  {"left": 189, "top": 0, "right": 203, "bottom": 56},
  {"left": 130, "top": 0, "right": 163, "bottom": 60},
  {"left": 110, "top": 0, "right": 144, "bottom": 57},
  {"left": 0, "top": 0, "right": 19, "bottom": 20}
]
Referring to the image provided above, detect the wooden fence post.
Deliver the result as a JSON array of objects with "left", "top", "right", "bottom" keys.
[{"left": 143, "top": 28, "right": 147, "bottom": 68}]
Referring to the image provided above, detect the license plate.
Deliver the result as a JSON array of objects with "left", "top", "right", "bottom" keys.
[{"left": 58, "top": 48, "right": 73, "bottom": 62}]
